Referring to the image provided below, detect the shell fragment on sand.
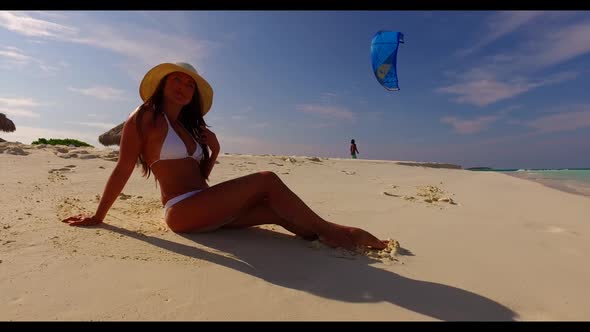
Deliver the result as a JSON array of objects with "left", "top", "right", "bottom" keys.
[
  {"left": 416, "top": 185, "right": 457, "bottom": 205},
  {"left": 360, "top": 238, "right": 401, "bottom": 262},
  {"left": 308, "top": 238, "right": 402, "bottom": 262}
]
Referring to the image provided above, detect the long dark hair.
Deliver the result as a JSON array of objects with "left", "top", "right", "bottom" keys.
[{"left": 135, "top": 74, "right": 211, "bottom": 181}]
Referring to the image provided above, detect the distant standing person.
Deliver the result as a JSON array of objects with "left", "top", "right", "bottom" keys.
[{"left": 350, "top": 139, "right": 359, "bottom": 159}]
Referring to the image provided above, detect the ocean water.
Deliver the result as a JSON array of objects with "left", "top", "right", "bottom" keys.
[{"left": 478, "top": 168, "right": 590, "bottom": 197}]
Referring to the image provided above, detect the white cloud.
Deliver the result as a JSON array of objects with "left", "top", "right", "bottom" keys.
[
  {"left": 0, "top": 97, "right": 42, "bottom": 108},
  {"left": 296, "top": 104, "right": 355, "bottom": 121},
  {"left": 526, "top": 109, "right": 590, "bottom": 133},
  {"left": 441, "top": 115, "right": 500, "bottom": 134},
  {"left": 64, "top": 121, "right": 118, "bottom": 130},
  {"left": 0, "top": 107, "right": 40, "bottom": 118},
  {"left": 68, "top": 86, "right": 127, "bottom": 101},
  {"left": 37, "top": 63, "right": 60, "bottom": 72},
  {"left": 320, "top": 92, "right": 338, "bottom": 103},
  {"left": 436, "top": 71, "right": 578, "bottom": 107},
  {"left": 28, "top": 11, "right": 69, "bottom": 20},
  {"left": 0, "top": 11, "right": 77, "bottom": 38},
  {"left": 458, "top": 11, "right": 546, "bottom": 56},
  {"left": 0, "top": 46, "right": 32, "bottom": 62},
  {"left": 440, "top": 105, "right": 521, "bottom": 134},
  {"left": 70, "top": 25, "right": 216, "bottom": 68},
  {"left": 0, "top": 45, "right": 67, "bottom": 73},
  {"left": 0, "top": 97, "right": 43, "bottom": 118},
  {"left": 0, "top": 11, "right": 219, "bottom": 73},
  {"left": 437, "top": 79, "right": 530, "bottom": 107},
  {"left": 524, "top": 20, "right": 590, "bottom": 68},
  {"left": 441, "top": 15, "right": 590, "bottom": 107},
  {"left": 441, "top": 104, "right": 590, "bottom": 137}
]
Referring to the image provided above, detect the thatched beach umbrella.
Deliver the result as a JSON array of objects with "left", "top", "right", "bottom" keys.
[
  {"left": 0, "top": 113, "right": 16, "bottom": 132},
  {"left": 99, "top": 121, "right": 125, "bottom": 147}
]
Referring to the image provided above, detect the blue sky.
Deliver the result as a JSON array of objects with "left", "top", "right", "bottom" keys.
[{"left": 1, "top": 11, "right": 589, "bottom": 169}]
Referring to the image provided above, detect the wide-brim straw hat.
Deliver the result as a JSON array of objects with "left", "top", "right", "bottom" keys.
[
  {"left": 139, "top": 62, "right": 213, "bottom": 116},
  {"left": 0, "top": 113, "right": 16, "bottom": 132}
]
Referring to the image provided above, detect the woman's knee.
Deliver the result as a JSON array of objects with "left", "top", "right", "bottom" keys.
[
  {"left": 166, "top": 222, "right": 190, "bottom": 234},
  {"left": 257, "top": 171, "right": 282, "bottom": 187}
]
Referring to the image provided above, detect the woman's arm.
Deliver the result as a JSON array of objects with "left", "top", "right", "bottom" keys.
[
  {"left": 206, "top": 148, "right": 219, "bottom": 178},
  {"left": 63, "top": 114, "right": 142, "bottom": 226},
  {"left": 95, "top": 115, "right": 142, "bottom": 220},
  {"left": 199, "top": 126, "right": 220, "bottom": 178}
]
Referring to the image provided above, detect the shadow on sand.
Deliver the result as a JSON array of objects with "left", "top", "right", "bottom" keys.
[{"left": 101, "top": 224, "right": 516, "bottom": 321}]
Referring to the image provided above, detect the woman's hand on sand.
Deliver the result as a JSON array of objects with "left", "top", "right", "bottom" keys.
[{"left": 62, "top": 214, "right": 103, "bottom": 227}]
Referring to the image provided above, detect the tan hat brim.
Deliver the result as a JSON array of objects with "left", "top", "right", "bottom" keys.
[{"left": 139, "top": 63, "right": 213, "bottom": 116}]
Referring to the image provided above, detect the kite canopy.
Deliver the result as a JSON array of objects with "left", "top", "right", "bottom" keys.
[{"left": 371, "top": 31, "right": 404, "bottom": 91}]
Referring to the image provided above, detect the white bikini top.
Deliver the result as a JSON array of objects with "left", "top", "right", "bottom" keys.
[{"left": 149, "top": 113, "right": 203, "bottom": 167}]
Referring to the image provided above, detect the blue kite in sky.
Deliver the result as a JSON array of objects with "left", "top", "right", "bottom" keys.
[{"left": 371, "top": 31, "right": 404, "bottom": 91}]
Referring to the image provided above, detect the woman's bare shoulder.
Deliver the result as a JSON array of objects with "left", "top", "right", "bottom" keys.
[{"left": 127, "top": 105, "right": 163, "bottom": 129}]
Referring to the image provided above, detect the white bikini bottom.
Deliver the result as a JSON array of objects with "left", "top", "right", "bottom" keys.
[
  {"left": 163, "top": 188, "right": 238, "bottom": 231},
  {"left": 164, "top": 189, "right": 203, "bottom": 212}
]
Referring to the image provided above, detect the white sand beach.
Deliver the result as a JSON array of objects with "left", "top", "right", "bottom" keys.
[{"left": 1, "top": 142, "right": 590, "bottom": 320}]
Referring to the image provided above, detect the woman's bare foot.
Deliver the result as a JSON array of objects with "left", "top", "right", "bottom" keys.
[{"left": 319, "top": 223, "right": 387, "bottom": 251}]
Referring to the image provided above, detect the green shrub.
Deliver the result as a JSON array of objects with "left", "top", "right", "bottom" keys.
[{"left": 31, "top": 138, "right": 93, "bottom": 147}]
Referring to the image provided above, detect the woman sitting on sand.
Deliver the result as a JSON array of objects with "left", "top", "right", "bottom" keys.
[{"left": 62, "top": 62, "right": 386, "bottom": 251}]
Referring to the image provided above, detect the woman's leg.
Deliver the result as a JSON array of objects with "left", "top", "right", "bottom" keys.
[
  {"left": 220, "top": 199, "right": 319, "bottom": 240},
  {"left": 165, "top": 171, "right": 386, "bottom": 250}
]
